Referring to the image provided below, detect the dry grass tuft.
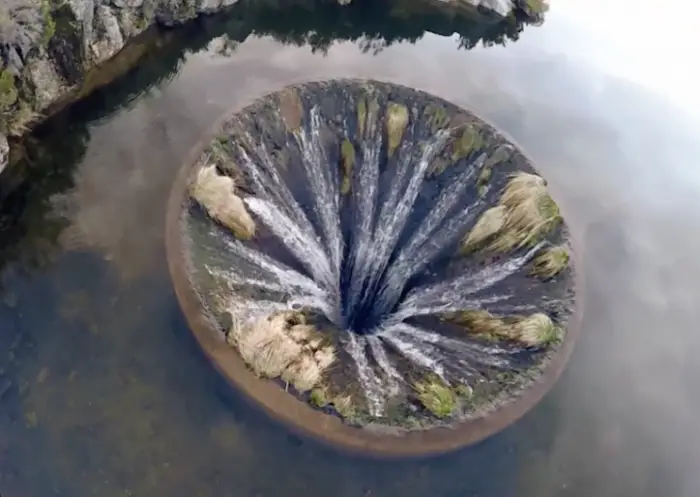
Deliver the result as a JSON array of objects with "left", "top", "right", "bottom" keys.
[
  {"left": 414, "top": 376, "right": 456, "bottom": 419},
  {"left": 228, "top": 310, "right": 335, "bottom": 393},
  {"left": 288, "top": 323, "right": 314, "bottom": 343},
  {"left": 461, "top": 172, "right": 561, "bottom": 253},
  {"left": 331, "top": 393, "right": 355, "bottom": 418},
  {"left": 516, "top": 313, "right": 561, "bottom": 347},
  {"left": 314, "top": 346, "right": 336, "bottom": 370},
  {"left": 530, "top": 245, "right": 569, "bottom": 279},
  {"left": 237, "top": 317, "right": 302, "bottom": 378},
  {"left": 500, "top": 172, "right": 547, "bottom": 215},
  {"left": 190, "top": 164, "right": 256, "bottom": 240},
  {"left": 282, "top": 354, "right": 322, "bottom": 392},
  {"left": 225, "top": 313, "right": 244, "bottom": 346},
  {"left": 461, "top": 205, "right": 506, "bottom": 252},
  {"left": 445, "top": 309, "right": 517, "bottom": 340},
  {"left": 7, "top": 101, "right": 41, "bottom": 136},
  {"left": 446, "top": 309, "right": 561, "bottom": 347},
  {"left": 357, "top": 96, "right": 367, "bottom": 137}
]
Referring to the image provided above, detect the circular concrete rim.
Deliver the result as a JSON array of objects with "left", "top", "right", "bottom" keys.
[{"left": 165, "top": 78, "right": 584, "bottom": 459}]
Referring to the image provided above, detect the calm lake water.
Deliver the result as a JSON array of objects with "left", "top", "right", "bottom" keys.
[{"left": 2, "top": 1, "right": 700, "bottom": 496}]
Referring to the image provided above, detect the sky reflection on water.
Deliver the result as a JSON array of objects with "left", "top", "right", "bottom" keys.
[{"left": 1, "top": 1, "right": 700, "bottom": 496}]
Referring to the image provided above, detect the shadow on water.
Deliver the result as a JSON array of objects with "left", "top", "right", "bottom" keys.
[{"left": 1, "top": 0, "right": 698, "bottom": 495}]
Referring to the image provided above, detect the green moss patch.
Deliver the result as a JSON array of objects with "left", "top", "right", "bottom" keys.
[{"left": 414, "top": 376, "right": 456, "bottom": 419}]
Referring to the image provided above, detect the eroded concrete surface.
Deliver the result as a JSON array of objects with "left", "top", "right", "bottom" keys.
[{"left": 2, "top": 2, "right": 700, "bottom": 496}]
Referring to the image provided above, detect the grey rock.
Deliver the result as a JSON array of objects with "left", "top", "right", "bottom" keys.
[
  {"left": 0, "top": 1, "right": 44, "bottom": 74},
  {"left": 26, "top": 55, "right": 64, "bottom": 110},
  {"left": 90, "top": 5, "right": 126, "bottom": 62}
]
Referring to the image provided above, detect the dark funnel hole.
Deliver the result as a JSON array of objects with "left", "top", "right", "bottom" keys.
[{"left": 337, "top": 264, "right": 399, "bottom": 335}]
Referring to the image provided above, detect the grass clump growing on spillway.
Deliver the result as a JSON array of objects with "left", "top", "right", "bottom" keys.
[
  {"left": 530, "top": 245, "right": 569, "bottom": 279},
  {"left": 340, "top": 139, "right": 355, "bottom": 195},
  {"left": 461, "top": 172, "right": 561, "bottom": 254},
  {"left": 517, "top": 313, "right": 561, "bottom": 347},
  {"left": 232, "top": 314, "right": 303, "bottom": 378},
  {"left": 445, "top": 310, "right": 561, "bottom": 347},
  {"left": 227, "top": 311, "right": 336, "bottom": 393},
  {"left": 281, "top": 354, "right": 322, "bottom": 392},
  {"left": 454, "top": 383, "right": 474, "bottom": 399},
  {"left": 331, "top": 393, "right": 356, "bottom": 418},
  {"left": 447, "top": 309, "right": 505, "bottom": 340},
  {"left": 190, "top": 164, "right": 256, "bottom": 240},
  {"left": 476, "top": 164, "right": 492, "bottom": 198},
  {"left": 357, "top": 96, "right": 367, "bottom": 137},
  {"left": 451, "top": 124, "right": 483, "bottom": 162},
  {"left": 385, "top": 102, "right": 409, "bottom": 157},
  {"left": 474, "top": 144, "right": 511, "bottom": 197},
  {"left": 278, "top": 88, "right": 303, "bottom": 131},
  {"left": 483, "top": 144, "right": 512, "bottom": 169},
  {"left": 310, "top": 388, "right": 328, "bottom": 408},
  {"left": 462, "top": 205, "right": 507, "bottom": 251},
  {"left": 414, "top": 376, "right": 457, "bottom": 418},
  {"left": 424, "top": 104, "right": 450, "bottom": 133}
]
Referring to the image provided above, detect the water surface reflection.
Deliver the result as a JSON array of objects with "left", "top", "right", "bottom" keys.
[{"left": 2, "top": 3, "right": 700, "bottom": 497}]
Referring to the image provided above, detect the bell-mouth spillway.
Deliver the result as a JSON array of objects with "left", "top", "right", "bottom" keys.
[{"left": 165, "top": 79, "right": 582, "bottom": 458}]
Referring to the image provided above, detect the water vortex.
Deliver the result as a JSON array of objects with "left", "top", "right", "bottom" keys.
[{"left": 167, "top": 79, "right": 579, "bottom": 455}]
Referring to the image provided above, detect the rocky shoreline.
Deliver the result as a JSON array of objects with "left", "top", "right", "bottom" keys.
[{"left": 0, "top": 0, "right": 547, "bottom": 175}]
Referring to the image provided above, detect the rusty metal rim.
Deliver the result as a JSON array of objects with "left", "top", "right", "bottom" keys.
[{"left": 165, "top": 78, "right": 585, "bottom": 459}]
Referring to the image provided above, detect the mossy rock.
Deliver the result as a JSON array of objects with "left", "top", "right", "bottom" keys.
[{"left": 529, "top": 245, "right": 569, "bottom": 279}]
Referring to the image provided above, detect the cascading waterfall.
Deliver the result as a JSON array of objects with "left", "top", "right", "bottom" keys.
[{"left": 177, "top": 80, "right": 576, "bottom": 429}]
